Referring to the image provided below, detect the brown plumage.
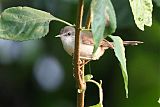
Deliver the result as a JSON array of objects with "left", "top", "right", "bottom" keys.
[{"left": 56, "top": 26, "right": 143, "bottom": 60}]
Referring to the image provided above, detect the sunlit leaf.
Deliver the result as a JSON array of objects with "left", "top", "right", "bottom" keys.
[
  {"left": 158, "top": 98, "right": 160, "bottom": 104},
  {"left": 0, "top": 7, "right": 54, "bottom": 41},
  {"left": 109, "top": 35, "right": 128, "bottom": 98},
  {"left": 0, "top": 6, "right": 72, "bottom": 41},
  {"left": 129, "top": 0, "right": 153, "bottom": 30},
  {"left": 84, "top": 74, "right": 93, "bottom": 81},
  {"left": 89, "top": 103, "right": 103, "bottom": 107}
]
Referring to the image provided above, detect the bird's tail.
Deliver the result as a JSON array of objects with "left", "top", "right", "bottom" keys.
[
  {"left": 123, "top": 41, "right": 143, "bottom": 46},
  {"left": 102, "top": 40, "right": 143, "bottom": 49}
]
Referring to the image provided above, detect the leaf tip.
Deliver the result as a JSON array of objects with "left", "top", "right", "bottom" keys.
[{"left": 158, "top": 98, "right": 160, "bottom": 104}]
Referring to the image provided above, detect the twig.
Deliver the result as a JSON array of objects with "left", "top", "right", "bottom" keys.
[
  {"left": 74, "top": 0, "right": 85, "bottom": 107},
  {"left": 87, "top": 80, "right": 103, "bottom": 104},
  {"left": 85, "top": 8, "right": 91, "bottom": 29}
]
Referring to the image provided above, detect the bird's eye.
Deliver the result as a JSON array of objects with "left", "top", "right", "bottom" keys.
[{"left": 67, "top": 32, "right": 71, "bottom": 36}]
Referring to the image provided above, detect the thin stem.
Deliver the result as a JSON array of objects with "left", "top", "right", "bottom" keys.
[
  {"left": 85, "top": 8, "right": 91, "bottom": 29},
  {"left": 54, "top": 17, "right": 73, "bottom": 26},
  {"left": 74, "top": 0, "right": 85, "bottom": 107},
  {"left": 87, "top": 80, "right": 103, "bottom": 104}
]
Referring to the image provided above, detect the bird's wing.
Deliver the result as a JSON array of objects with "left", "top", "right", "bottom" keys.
[
  {"left": 81, "top": 31, "right": 114, "bottom": 48},
  {"left": 81, "top": 31, "right": 143, "bottom": 49},
  {"left": 81, "top": 31, "right": 94, "bottom": 45}
]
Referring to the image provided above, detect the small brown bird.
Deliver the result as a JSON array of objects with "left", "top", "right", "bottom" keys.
[{"left": 56, "top": 26, "right": 142, "bottom": 60}]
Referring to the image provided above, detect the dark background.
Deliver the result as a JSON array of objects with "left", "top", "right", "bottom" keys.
[{"left": 0, "top": 0, "right": 160, "bottom": 107}]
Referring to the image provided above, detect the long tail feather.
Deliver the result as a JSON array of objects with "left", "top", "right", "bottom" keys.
[
  {"left": 123, "top": 41, "right": 144, "bottom": 46},
  {"left": 103, "top": 39, "right": 143, "bottom": 49}
]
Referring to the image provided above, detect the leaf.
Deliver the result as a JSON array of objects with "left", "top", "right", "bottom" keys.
[
  {"left": 0, "top": 6, "right": 72, "bottom": 41},
  {"left": 129, "top": 0, "right": 153, "bottom": 30},
  {"left": 0, "top": 6, "right": 54, "bottom": 41},
  {"left": 158, "top": 98, "right": 160, "bottom": 104},
  {"left": 84, "top": 74, "right": 93, "bottom": 81},
  {"left": 91, "top": 0, "right": 116, "bottom": 53},
  {"left": 89, "top": 103, "right": 103, "bottom": 107},
  {"left": 91, "top": 0, "right": 106, "bottom": 53},
  {"left": 153, "top": 0, "right": 160, "bottom": 7},
  {"left": 104, "top": 0, "right": 117, "bottom": 35},
  {"left": 109, "top": 35, "right": 128, "bottom": 98}
]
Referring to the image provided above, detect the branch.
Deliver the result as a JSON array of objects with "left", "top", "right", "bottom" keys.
[
  {"left": 85, "top": 8, "right": 91, "bottom": 29},
  {"left": 74, "top": 0, "right": 85, "bottom": 107}
]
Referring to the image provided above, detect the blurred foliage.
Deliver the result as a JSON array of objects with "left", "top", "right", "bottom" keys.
[
  {"left": 154, "top": 0, "right": 160, "bottom": 7},
  {"left": 0, "top": 0, "right": 160, "bottom": 107}
]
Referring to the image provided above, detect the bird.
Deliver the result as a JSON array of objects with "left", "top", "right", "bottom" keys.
[{"left": 55, "top": 26, "right": 143, "bottom": 60}]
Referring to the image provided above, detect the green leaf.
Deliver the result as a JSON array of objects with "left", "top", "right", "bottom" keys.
[
  {"left": 0, "top": 6, "right": 54, "bottom": 41},
  {"left": 109, "top": 35, "right": 128, "bottom": 98},
  {"left": 104, "top": 0, "right": 117, "bottom": 35},
  {"left": 89, "top": 103, "right": 103, "bottom": 107},
  {"left": 158, "top": 98, "right": 160, "bottom": 104},
  {"left": 129, "top": 0, "right": 153, "bottom": 30},
  {"left": 91, "top": 0, "right": 106, "bottom": 53},
  {"left": 91, "top": 0, "right": 116, "bottom": 53},
  {"left": 0, "top": 6, "right": 72, "bottom": 41},
  {"left": 84, "top": 74, "right": 93, "bottom": 81}
]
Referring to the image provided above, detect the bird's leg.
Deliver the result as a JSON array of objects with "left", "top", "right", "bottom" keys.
[
  {"left": 80, "top": 59, "right": 91, "bottom": 68},
  {"left": 80, "top": 59, "right": 85, "bottom": 70},
  {"left": 72, "top": 54, "right": 85, "bottom": 77},
  {"left": 79, "top": 60, "right": 85, "bottom": 80},
  {"left": 72, "top": 54, "right": 91, "bottom": 77},
  {"left": 79, "top": 59, "right": 90, "bottom": 84},
  {"left": 72, "top": 58, "right": 84, "bottom": 78},
  {"left": 83, "top": 60, "right": 90, "bottom": 66}
]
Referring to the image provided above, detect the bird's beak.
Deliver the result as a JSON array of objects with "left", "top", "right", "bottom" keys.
[{"left": 55, "top": 35, "right": 61, "bottom": 37}]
